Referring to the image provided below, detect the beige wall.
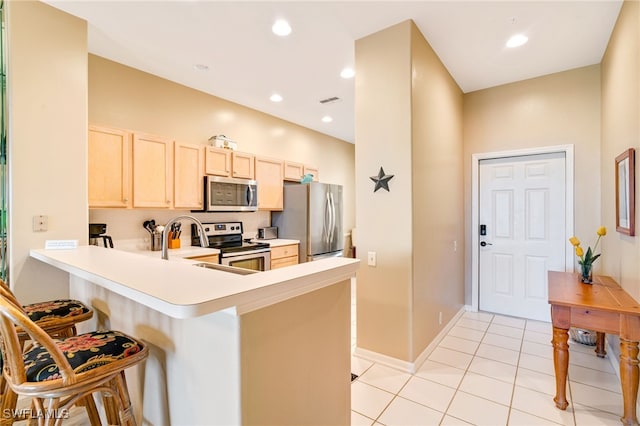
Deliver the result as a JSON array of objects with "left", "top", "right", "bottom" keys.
[
  {"left": 463, "top": 65, "right": 602, "bottom": 304},
  {"left": 601, "top": 0, "right": 640, "bottom": 298},
  {"left": 88, "top": 55, "right": 356, "bottom": 240},
  {"left": 355, "top": 20, "right": 464, "bottom": 363},
  {"left": 410, "top": 24, "right": 464, "bottom": 360},
  {"left": 6, "top": 1, "right": 88, "bottom": 303}
]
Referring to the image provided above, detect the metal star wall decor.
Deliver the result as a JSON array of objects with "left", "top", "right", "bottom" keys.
[{"left": 370, "top": 167, "right": 394, "bottom": 192}]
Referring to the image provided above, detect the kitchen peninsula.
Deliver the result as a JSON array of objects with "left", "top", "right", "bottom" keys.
[{"left": 30, "top": 246, "right": 359, "bottom": 425}]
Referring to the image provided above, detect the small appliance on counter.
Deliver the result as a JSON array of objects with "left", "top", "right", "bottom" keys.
[
  {"left": 89, "top": 223, "right": 113, "bottom": 248},
  {"left": 257, "top": 226, "right": 278, "bottom": 240}
]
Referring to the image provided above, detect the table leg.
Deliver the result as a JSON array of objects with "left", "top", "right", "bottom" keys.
[
  {"left": 595, "top": 332, "right": 607, "bottom": 358},
  {"left": 620, "top": 339, "right": 639, "bottom": 426},
  {"left": 552, "top": 326, "right": 570, "bottom": 410}
]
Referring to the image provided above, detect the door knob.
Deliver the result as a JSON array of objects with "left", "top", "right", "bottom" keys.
[{"left": 480, "top": 241, "right": 493, "bottom": 247}]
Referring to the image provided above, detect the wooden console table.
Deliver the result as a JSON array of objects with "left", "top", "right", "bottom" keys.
[{"left": 548, "top": 271, "right": 640, "bottom": 426}]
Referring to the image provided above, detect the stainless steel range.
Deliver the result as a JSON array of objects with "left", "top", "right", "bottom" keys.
[{"left": 191, "top": 222, "right": 271, "bottom": 271}]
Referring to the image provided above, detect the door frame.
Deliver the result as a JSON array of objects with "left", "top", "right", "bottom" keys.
[{"left": 471, "top": 144, "right": 574, "bottom": 313}]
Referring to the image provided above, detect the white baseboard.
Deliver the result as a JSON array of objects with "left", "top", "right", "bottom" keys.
[{"left": 353, "top": 306, "right": 467, "bottom": 374}]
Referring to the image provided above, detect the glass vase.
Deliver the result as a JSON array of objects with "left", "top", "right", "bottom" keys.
[{"left": 580, "top": 263, "right": 593, "bottom": 284}]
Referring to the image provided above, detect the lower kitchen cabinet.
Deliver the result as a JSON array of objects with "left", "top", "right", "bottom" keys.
[
  {"left": 186, "top": 254, "right": 220, "bottom": 264},
  {"left": 270, "top": 244, "right": 299, "bottom": 269}
]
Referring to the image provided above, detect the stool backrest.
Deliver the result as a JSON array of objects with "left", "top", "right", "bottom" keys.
[{"left": 0, "top": 290, "right": 76, "bottom": 390}]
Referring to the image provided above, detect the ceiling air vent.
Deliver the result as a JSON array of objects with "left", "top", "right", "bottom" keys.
[{"left": 319, "top": 96, "right": 341, "bottom": 104}]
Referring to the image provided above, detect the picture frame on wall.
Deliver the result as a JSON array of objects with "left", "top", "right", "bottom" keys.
[{"left": 615, "top": 148, "right": 635, "bottom": 236}]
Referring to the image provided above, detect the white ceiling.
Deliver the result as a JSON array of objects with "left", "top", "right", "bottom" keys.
[{"left": 43, "top": 1, "right": 623, "bottom": 144}]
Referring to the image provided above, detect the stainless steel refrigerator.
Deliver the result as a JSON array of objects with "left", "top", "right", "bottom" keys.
[{"left": 272, "top": 182, "right": 344, "bottom": 262}]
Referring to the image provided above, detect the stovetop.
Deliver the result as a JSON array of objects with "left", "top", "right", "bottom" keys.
[{"left": 191, "top": 221, "right": 270, "bottom": 253}]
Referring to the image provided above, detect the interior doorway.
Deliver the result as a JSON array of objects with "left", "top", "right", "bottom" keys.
[{"left": 471, "top": 146, "right": 574, "bottom": 321}]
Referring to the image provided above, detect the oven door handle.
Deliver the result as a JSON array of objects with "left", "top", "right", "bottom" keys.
[{"left": 221, "top": 248, "right": 270, "bottom": 258}]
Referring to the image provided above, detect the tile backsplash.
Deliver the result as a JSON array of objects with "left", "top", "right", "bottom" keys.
[{"left": 89, "top": 209, "right": 271, "bottom": 247}]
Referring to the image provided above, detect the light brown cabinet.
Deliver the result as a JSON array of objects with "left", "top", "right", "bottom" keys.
[
  {"left": 204, "top": 147, "right": 231, "bottom": 176},
  {"left": 255, "top": 156, "right": 284, "bottom": 210},
  {"left": 88, "top": 125, "right": 132, "bottom": 208},
  {"left": 270, "top": 244, "right": 299, "bottom": 269},
  {"left": 174, "top": 142, "right": 204, "bottom": 209},
  {"left": 232, "top": 152, "right": 255, "bottom": 179},
  {"left": 132, "top": 132, "right": 173, "bottom": 208},
  {"left": 186, "top": 254, "right": 220, "bottom": 264},
  {"left": 303, "top": 165, "right": 319, "bottom": 182},
  {"left": 284, "top": 161, "right": 305, "bottom": 182}
]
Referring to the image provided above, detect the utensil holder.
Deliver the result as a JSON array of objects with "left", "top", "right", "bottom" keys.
[
  {"left": 151, "top": 233, "right": 162, "bottom": 251},
  {"left": 168, "top": 239, "right": 181, "bottom": 249}
]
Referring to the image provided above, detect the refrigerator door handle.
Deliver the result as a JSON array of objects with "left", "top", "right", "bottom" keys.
[
  {"left": 328, "top": 192, "right": 335, "bottom": 244},
  {"left": 324, "top": 192, "right": 331, "bottom": 244}
]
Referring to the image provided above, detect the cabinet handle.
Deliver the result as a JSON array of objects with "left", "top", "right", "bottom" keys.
[{"left": 123, "top": 198, "right": 128, "bottom": 202}]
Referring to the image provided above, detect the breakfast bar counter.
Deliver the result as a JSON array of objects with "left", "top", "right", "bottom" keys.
[{"left": 31, "top": 246, "right": 359, "bottom": 425}]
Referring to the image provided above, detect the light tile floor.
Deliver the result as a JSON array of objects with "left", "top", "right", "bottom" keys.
[{"left": 351, "top": 311, "right": 626, "bottom": 425}]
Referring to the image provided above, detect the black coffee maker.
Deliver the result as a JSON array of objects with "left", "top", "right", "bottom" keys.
[{"left": 89, "top": 223, "right": 113, "bottom": 248}]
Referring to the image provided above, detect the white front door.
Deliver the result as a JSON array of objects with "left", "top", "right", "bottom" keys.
[{"left": 478, "top": 152, "right": 566, "bottom": 321}]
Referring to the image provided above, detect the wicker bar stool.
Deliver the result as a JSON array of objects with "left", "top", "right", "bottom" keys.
[
  {"left": 0, "top": 290, "right": 148, "bottom": 425},
  {"left": 0, "top": 282, "right": 96, "bottom": 424}
]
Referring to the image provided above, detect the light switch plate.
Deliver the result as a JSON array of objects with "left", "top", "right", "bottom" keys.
[
  {"left": 33, "top": 215, "right": 48, "bottom": 232},
  {"left": 367, "top": 251, "right": 376, "bottom": 267}
]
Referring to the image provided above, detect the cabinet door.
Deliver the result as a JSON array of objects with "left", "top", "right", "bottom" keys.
[
  {"left": 304, "top": 165, "right": 319, "bottom": 182},
  {"left": 132, "top": 133, "right": 173, "bottom": 208},
  {"left": 232, "top": 151, "right": 255, "bottom": 179},
  {"left": 174, "top": 142, "right": 204, "bottom": 209},
  {"left": 284, "top": 161, "right": 305, "bottom": 182},
  {"left": 255, "top": 156, "right": 284, "bottom": 210},
  {"left": 88, "top": 125, "right": 131, "bottom": 208},
  {"left": 205, "top": 147, "right": 231, "bottom": 176}
]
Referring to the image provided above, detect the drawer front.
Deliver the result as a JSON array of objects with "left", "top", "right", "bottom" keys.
[
  {"left": 187, "top": 254, "right": 220, "bottom": 263},
  {"left": 271, "top": 255, "right": 298, "bottom": 269},
  {"left": 271, "top": 244, "right": 298, "bottom": 260}
]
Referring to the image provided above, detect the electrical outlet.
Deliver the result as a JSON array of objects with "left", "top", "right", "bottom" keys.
[
  {"left": 367, "top": 251, "right": 376, "bottom": 267},
  {"left": 453, "top": 240, "right": 457, "bottom": 252},
  {"left": 438, "top": 312, "right": 443, "bottom": 325},
  {"left": 33, "top": 215, "right": 48, "bottom": 232}
]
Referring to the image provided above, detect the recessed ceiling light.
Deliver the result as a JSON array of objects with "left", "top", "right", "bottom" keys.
[
  {"left": 270, "top": 93, "right": 283, "bottom": 102},
  {"left": 193, "top": 64, "right": 209, "bottom": 71},
  {"left": 340, "top": 67, "right": 355, "bottom": 79},
  {"left": 272, "top": 19, "right": 292, "bottom": 36},
  {"left": 506, "top": 34, "right": 528, "bottom": 48},
  {"left": 321, "top": 116, "right": 333, "bottom": 123}
]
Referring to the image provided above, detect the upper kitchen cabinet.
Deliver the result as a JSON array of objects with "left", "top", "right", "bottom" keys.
[
  {"left": 284, "top": 161, "right": 319, "bottom": 182},
  {"left": 204, "top": 146, "right": 231, "bottom": 177},
  {"left": 174, "top": 142, "right": 204, "bottom": 210},
  {"left": 231, "top": 151, "right": 255, "bottom": 180},
  {"left": 255, "top": 156, "right": 283, "bottom": 211},
  {"left": 132, "top": 132, "right": 173, "bottom": 208},
  {"left": 303, "top": 165, "right": 319, "bottom": 182},
  {"left": 283, "top": 161, "right": 304, "bottom": 182},
  {"left": 88, "top": 125, "right": 132, "bottom": 208}
]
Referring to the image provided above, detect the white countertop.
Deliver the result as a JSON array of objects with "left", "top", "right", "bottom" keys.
[{"left": 30, "top": 246, "right": 357, "bottom": 319}]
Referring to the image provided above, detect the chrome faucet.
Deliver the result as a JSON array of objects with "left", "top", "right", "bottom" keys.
[{"left": 161, "top": 215, "right": 208, "bottom": 260}]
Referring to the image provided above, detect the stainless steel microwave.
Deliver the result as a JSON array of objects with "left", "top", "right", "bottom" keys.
[{"left": 204, "top": 176, "right": 258, "bottom": 212}]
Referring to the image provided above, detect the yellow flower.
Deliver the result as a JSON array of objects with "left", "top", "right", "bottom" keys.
[
  {"left": 569, "top": 236, "right": 580, "bottom": 246},
  {"left": 575, "top": 246, "right": 584, "bottom": 257},
  {"left": 597, "top": 226, "right": 607, "bottom": 236}
]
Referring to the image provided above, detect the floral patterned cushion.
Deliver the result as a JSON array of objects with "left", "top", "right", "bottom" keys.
[
  {"left": 24, "top": 299, "right": 91, "bottom": 323},
  {"left": 23, "top": 330, "right": 144, "bottom": 382}
]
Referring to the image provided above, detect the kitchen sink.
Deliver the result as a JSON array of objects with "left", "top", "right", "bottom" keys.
[{"left": 192, "top": 262, "right": 257, "bottom": 275}]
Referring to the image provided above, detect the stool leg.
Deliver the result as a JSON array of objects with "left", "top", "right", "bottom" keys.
[
  {"left": 115, "top": 371, "right": 136, "bottom": 426},
  {"left": 81, "top": 395, "right": 101, "bottom": 426}
]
